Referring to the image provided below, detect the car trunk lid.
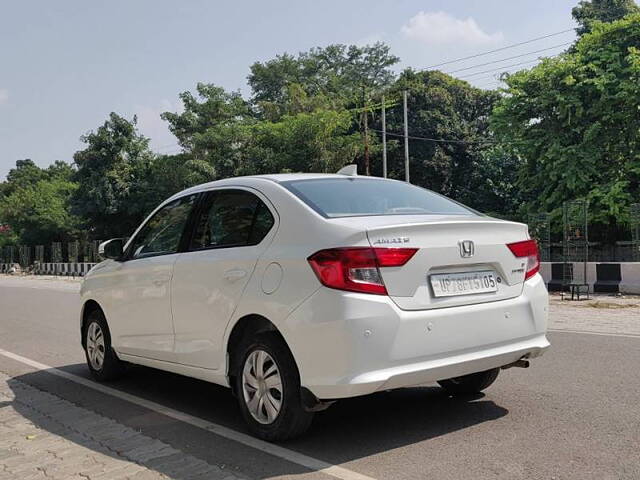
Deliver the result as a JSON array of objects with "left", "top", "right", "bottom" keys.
[{"left": 360, "top": 216, "right": 530, "bottom": 310}]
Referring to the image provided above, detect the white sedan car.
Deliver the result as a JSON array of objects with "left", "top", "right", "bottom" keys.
[{"left": 80, "top": 169, "right": 549, "bottom": 440}]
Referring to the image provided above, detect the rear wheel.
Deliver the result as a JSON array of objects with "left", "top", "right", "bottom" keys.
[
  {"left": 438, "top": 368, "right": 500, "bottom": 395},
  {"left": 83, "top": 309, "right": 126, "bottom": 381},
  {"left": 235, "top": 332, "right": 314, "bottom": 441}
]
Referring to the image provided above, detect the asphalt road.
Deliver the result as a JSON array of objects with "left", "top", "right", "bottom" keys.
[{"left": 0, "top": 277, "right": 638, "bottom": 480}]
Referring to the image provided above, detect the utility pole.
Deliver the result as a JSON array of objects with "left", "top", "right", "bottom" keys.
[
  {"left": 363, "top": 85, "right": 370, "bottom": 176},
  {"left": 403, "top": 90, "right": 410, "bottom": 183},
  {"left": 381, "top": 95, "right": 387, "bottom": 178}
]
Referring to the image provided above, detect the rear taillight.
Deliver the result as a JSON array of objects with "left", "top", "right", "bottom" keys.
[
  {"left": 507, "top": 239, "right": 540, "bottom": 280},
  {"left": 307, "top": 247, "right": 418, "bottom": 295}
]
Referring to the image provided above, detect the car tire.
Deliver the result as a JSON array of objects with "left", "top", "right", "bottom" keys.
[
  {"left": 235, "top": 332, "right": 314, "bottom": 441},
  {"left": 83, "top": 309, "right": 126, "bottom": 381},
  {"left": 438, "top": 368, "right": 500, "bottom": 395}
]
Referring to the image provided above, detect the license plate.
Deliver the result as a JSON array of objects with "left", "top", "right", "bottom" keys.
[{"left": 430, "top": 271, "right": 498, "bottom": 297}]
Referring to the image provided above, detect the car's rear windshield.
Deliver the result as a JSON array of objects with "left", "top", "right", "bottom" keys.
[{"left": 281, "top": 178, "right": 477, "bottom": 218}]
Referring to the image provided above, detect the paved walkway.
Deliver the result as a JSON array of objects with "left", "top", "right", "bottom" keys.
[
  {"left": 0, "top": 275, "right": 81, "bottom": 292},
  {"left": 548, "top": 293, "right": 640, "bottom": 336},
  {"left": 0, "top": 372, "right": 245, "bottom": 480}
]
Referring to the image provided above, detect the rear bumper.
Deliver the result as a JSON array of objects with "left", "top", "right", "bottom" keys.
[
  {"left": 312, "top": 334, "right": 548, "bottom": 399},
  {"left": 282, "top": 273, "right": 549, "bottom": 400}
]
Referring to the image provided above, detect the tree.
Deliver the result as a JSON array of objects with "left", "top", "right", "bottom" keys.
[
  {"left": 0, "top": 224, "right": 18, "bottom": 248},
  {"left": 491, "top": 15, "right": 640, "bottom": 241},
  {"left": 162, "top": 84, "right": 254, "bottom": 180},
  {"left": 46, "top": 160, "right": 76, "bottom": 180},
  {"left": 0, "top": 160, "right": 79, "bottom": 244},
  {"left": 1, "top": 159, "right": 48, "bottom": 197},
  {"left": 248, "top": 43, "right": 399, "bottom": 120},
  {"left": 162, "top": 83, "right": 365, "bottom": 179},
  {"left": 241, "top": 109, "right": 363, "bottom": 175},
  {"left": 472, "top": 145, "right": 524, "bottom": 219},
  {"left": 159, "top": 44, "right": 400, "bottom": 181},
  {"left": 129, "top": 153, "right": 216, "bottom": 216},
  {"left": 0, "top": 178, "right": 79, "bottom": 245},
  {"left": 72, "top": 113, "right": 155, "bottom": 238},
  {"left": 573, "top": 0, "right": 640, "bottom": 35}
]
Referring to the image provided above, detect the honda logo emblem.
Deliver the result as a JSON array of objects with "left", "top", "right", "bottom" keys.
[{"left": 459, "top": 240, "right": 475, "bottom": 258}]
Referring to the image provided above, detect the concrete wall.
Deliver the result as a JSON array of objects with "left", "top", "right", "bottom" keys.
[
  {"left": 621, "top": 263, "right": 640, "bottom": 294},
  {"left": 540, "top": 262, "right": 640, "bottom": 294}
]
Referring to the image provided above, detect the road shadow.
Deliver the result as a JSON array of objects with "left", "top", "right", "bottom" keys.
[{"left": 9, "top": 364, "right": 508, "bottom": 479}]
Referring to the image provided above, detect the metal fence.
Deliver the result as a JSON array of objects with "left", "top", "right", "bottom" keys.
[
  {"left": 530, "top": 202, "right": 640, "bottom": 263},
  {"left": 632, "top": 204, "right": 640, "bottom": 262},
  {"left": 548, "top": 241, "right": 640, "bottom": 262}
]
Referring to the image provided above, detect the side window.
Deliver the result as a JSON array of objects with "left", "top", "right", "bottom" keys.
[
  {"left": 129, "top": 194, "right": 197, "bottom": 260},
  {"left": 249, "top": 201, "right": 275, "bottom": 245},
  {"left": 190, "top": 190, "right": 274, "bottom": 250}
]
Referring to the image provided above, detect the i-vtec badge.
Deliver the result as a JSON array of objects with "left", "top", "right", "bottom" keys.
[
  {"left": 373, "top": 237, "right": 410, "bottom": 245},
  {"left": 459, "top": 240, "right": 475, "bottom": 258}
]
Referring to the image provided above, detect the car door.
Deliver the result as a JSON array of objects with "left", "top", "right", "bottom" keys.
[
  {"left": 171, "top": 187, "right": 277, "bottom": 370},
  {"left": 107, "top": 193, "right": 198, "bottom": 362}
]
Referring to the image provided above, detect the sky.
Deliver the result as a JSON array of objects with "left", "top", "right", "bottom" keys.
[{"left": 0, "top": 0, "right": 583, "bottom": 180}]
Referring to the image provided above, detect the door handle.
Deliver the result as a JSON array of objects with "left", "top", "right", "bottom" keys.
[
  {"left": 152, "top": 277, "right": 169, "bottom": 286},
  {"left": 224, "top": 269, "right": 247, "bottom": 282}
]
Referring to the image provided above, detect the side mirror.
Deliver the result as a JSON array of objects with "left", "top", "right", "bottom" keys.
[{"left": 98, "top": 238, "right": 125, "bottom": 261}]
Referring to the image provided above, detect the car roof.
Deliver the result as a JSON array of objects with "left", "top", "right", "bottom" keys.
[
  {"left": 250, "top": 173, "right": 364, "bottom": 182},
  {"left": 166, "top": 173, "right": 386, "bottom": 202},
  {"left": 206, "top": 172, "right": 377, "bottom": 184}
]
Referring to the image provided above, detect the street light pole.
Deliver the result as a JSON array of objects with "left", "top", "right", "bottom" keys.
[
  {"left": 403, "top": 90, "right": 410, "bottom": 183},
  {"left": 363, "top": 85, "right": 370, "bottom": 176},
  {"left": 382, "top": 95, "right": 387, "bottom": 178}
]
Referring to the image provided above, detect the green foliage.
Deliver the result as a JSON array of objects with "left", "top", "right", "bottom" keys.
[
  {"left": 248, "top": 43, "right": 399, "bottom": 120},
  {"left": 491, "top": 15, "right": 640, "bottom": 240},
  {"left": 72, "top": 113, "right": 156, "bottom": 238},
  {"left": 1, "top": 159, "right": 48, "bottom": 197},
  {"left": 162, "top": 83, "right": 254, "bottom": 180},
  {"left": 0, "top": 224, "right": 18, "bottom": 248},
  {"left": 129, "top": 153, "right": 216, "bottom": 215},
  {"left": 0, "top": 160, "right": 80, "bottom": 244},
  {"left": 163, "top": 83, "right": 365, "bottom": 180},
  {"left": 572, "top": 0, "right": 640, "bottom": 35},
  {"left": 472, "top": 145, "right": 525, "bottom": 219},
  {"left": 162, "top": 84, "right": 253, "bottom": 153},
  {"left": 379, "top": 70, "right": 500, "bottom": 210},
  {"left": 240, "top": 109, "right": 363, "bottom": 175}
]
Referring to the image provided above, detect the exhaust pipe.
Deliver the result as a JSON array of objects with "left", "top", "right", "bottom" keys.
[{"left": 501, "top": 359, "right": 530, "bottom": 370}]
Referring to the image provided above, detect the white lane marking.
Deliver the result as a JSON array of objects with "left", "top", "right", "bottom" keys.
[
  {"left": 0, "top": 347, "right": 375, "bottom": 480},
  {"left": 548, "top": 328, "right": 640, "bottom": 339}
]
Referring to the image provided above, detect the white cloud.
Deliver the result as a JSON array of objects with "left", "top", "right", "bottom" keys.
[
  {"left": 134, "top": 99, "right": 183, "bottom": 153},
  {"left": 0, "top": 89, "right": 8, "bottom": 105},
  {"left": 401, "top": 11, "right": 503, "bottom": 46}
]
